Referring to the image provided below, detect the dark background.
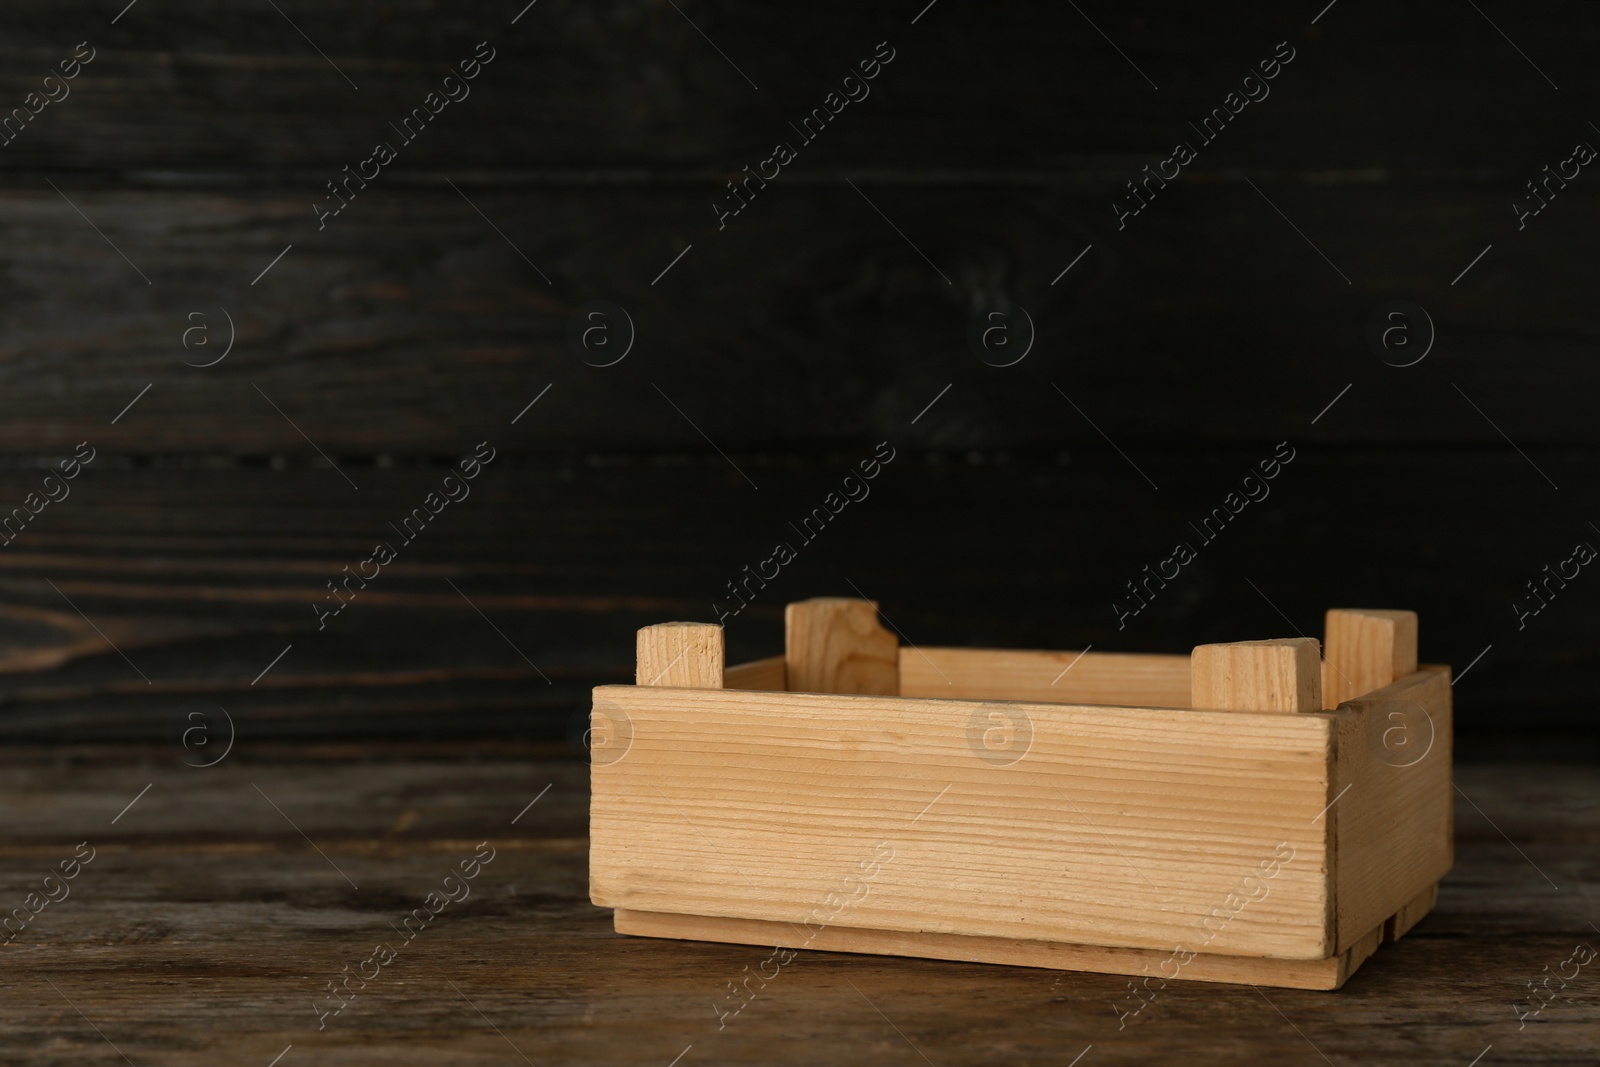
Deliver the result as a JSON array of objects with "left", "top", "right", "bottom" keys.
[{"left": 0, "top": 1, "right": 1594, "bottom": 748}]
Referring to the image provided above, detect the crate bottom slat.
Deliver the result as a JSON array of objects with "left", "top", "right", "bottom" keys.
[{"left": 613, "top": 897, "right": 1428, "bottom": 990}]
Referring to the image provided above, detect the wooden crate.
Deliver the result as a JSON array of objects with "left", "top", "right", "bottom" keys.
[{"left": 589, "top": 599, "right": 1451, "bottom": 990}]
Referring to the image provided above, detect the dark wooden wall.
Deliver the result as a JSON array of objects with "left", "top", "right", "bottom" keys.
[{"left": 1, "top": 1, "right": 1596, "bottom": 744}]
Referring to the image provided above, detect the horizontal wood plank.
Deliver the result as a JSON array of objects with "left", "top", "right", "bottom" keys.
[
  {"left": 0, "top": 187, "right": 1596, "bottom": 451},
  {"left": 0, "top": 750, "right": 1593, "bottom": 1064},
  {"left": 591, "top": 684, "right": 1334, "bottom": 959},
  {"left": 898, "top": 646, "right": 1191, "bottom": 706},
  {"left": 0, "top": 3, "right": 1595, "bottom": 177},
  {"left": 615, "top": 908, "right": 1377, "bottom": 990},
  {"left": 723, "top": 654, "right": 785, "bottom": 691},
  {"left": 0, "top": 455, "right": 1587, "bottom": 743}
]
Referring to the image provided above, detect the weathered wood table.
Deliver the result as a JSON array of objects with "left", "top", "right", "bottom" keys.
[{"left": 1, "top": 744, "right": 1594, "bottom": 1065}]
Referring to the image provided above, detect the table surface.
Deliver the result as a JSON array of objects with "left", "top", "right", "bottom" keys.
[{"left": 1, "top": 745, "right": 1595, "bottom": 1067}]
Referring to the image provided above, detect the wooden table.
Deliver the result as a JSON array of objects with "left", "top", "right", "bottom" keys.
[{"left": 2, "top": 744, "right": 1594, "bottom": 1066}]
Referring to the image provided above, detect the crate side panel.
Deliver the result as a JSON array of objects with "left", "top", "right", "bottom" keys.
[
  {"left": 1331, "top": 666, "right": 1454, "bottom": 952},
  {"left": 591, "top": 686, "right": 1333, "bottom": 959},
  {"left": 898, "top": 647, "right": 1191, "bottom": 707},
  {"left": 723, "top": 655, "right": 786, "bottom": 691}
]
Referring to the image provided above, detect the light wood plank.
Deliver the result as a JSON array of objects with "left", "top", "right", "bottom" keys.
[
  {"left": 1192, "top": 638, "right": 1323, "bottom": 713},
  {"left": 723, "top": 655, "right": 786, "bottom": 692},
  {"left": 784, "top": 597, "right": 898, "bottom": 695},
  {"left": 898, "top": 647, "right": 1191, "bottom": 706},
  {"left": 635, "top": 622, "right": 724, "bottom": 688},
  {"left": 1324, "top": 609, "right": 1419, "bottom": 707},
  {"left": 615, "top": 909, "right": 1384, "bottom": 990},
  {"left": 590, "top": 685, "right": 1334, "bottom": 959},
  {"left": 1330, "top": 666, "right": 1453, "bottom": 952}
]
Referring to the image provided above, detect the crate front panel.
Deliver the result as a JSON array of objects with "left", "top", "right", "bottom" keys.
[{"left": 590, "top": 686, "right": 1335, "bottom": 959}]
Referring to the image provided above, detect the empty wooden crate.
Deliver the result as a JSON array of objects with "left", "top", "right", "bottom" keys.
[{"left": 589, "top": 599, "right": 1451, "bottom": 989}]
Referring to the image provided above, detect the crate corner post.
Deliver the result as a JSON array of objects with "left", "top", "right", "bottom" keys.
[
  {"left": 784, "top": 596, "right": 898, "bottom": 695},
  {"left": 1322, "top": 608, "right": 1418, "bottom": 708},
  {"left": 1324, "top": 607, "right": 1449, "bottom": 977},
  {"left": 635, "top": 621, "right": 725, "bottom": 688},
  {"left": 1190, "top": 636, "right": 1323, "bottom": 713},
  {"left": 591, "top": 621, "right": 725, "bottom": 913}
]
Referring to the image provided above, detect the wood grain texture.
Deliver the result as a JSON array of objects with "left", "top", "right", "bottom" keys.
[
  {"left": 1330, "top": 666, "right": 1454, "bottom": 953},
  {"left": 897, "top": 647, "right": 1191, "bottom": 707},
  {"left": 1324, "top": 608, "right": 1419, "bottom": 707},
  {"left": 4, "top": 2, "right": 1600, "bottom": 176},
  {"left": 636, "top": 622, "right": 724, "bottom": 687},
  {"left": 1, "top": 186, "right": 1599, "bottom": 453},
  {"left": 0, "top": 458, "right": 1586, "bottom": 745},
  {"left": 0, "top": 0, "right": 1591, "bottom": 752},
  {"left": 722, "top": 654, "right": 785, "bottom": 691},
  {"left": 615, "top": 908, "right": 1377, "bottom": 991},
  {"left": 783, "top": 597, "right": 897, "bottom": 695},
  {"left": 590, "top": 684, "right": 1334, "bottom": 959},
  {"left": 1191, "top": 637, "right": 1322, "bottom": 713},
  {"left": 0, "top": 748, "right": 1593, "bottom": 1065}
]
